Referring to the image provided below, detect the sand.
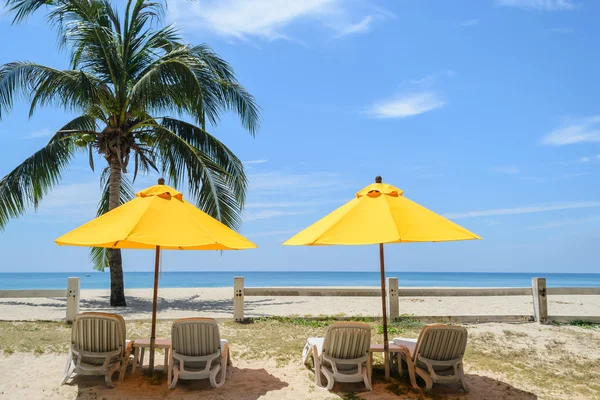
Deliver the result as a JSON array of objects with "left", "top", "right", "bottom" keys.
[
  {"left": 1, "top": 287, "right": 599, "bottom": 321},
  {"left": 3, "top": 320, "right": 597, "bottom": 399},
  {"left": 0, "top": 347, "right": 537, "bottom": 400}
]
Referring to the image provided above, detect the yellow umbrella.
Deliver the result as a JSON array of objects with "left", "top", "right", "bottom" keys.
[
  {"left": 56, "top": 180, "right": 256, "bottom": 373},
  {"left": 284, "top": 176, "right": 480, "bottom": 379}
]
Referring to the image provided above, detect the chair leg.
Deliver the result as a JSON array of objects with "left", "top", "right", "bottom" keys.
[
  {"left": 322, "top": 367, "right": 334, "bottom": 391},
  {"left": 218, "top": 343, "right": 229, "bottom": 386},
  {"left": 458, "top": 363, "right": 469, "bottom": 392},
  {"left": 132, "top": 347, "right": 140, "bottom": 373},
  {"left": 62, "top": 354, "right": 74, "bottom": 385},
  {"left": 209, "top": 364, "right": 223, "bottom": 388},
  {"left": 416, "top": 368, "right": 433, "bottom": 390},
  {"left": 362, "top": 366, "right": 372, "bottom": 391},
  {"left": 312, "top": 345, "right": 322, "bottom": 387},
  {"left": 169, "top": 365, "right": 179, "bottom": 390},
  {"left": 167, "top": 347, "right": 173, "bottom": 387}
]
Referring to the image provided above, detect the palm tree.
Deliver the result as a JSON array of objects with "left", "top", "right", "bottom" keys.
[{"left": 0, "top": 0, "right": 260, "bottom": 306}]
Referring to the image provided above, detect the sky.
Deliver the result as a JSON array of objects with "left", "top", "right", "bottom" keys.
[{"left": 1, "top": 0, "right": 600, "bottom": 274}]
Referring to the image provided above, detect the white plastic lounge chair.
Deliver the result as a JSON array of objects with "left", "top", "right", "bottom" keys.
[
  {"left": 393, "top": 324, "right": 469, "bottom": 392},
  {"left": 168, "top": 318, "right": 231, "bottom": 389},
  {"left": 63, "top": 312, "right": 132, "bottom": 388},
  {"left": 302, "top": 322, "right": 372, "bottom": 391}
]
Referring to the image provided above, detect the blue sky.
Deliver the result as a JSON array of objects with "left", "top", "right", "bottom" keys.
[{"left": 1, "top": 0, "right": 600, "bottom": 273}]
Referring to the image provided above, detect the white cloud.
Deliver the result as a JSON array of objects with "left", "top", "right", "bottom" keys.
[
  {"left": 460, "top": 19, "right": 479, "bottom": 27},
  {"left": 25, "top": 128, "right": 54, "bottom": 140},
  {"left": 495, "top": 0, "right": 578, "bottom": 11},
  {"left": 246, "top": 199, "right": 342, "bottom": 209},
  {"left": 532, "top": 172, "right": 590, "bottom": 183},
  {"left": 248, "top": 171, "right": 341, "bottom": 191},
  {"left": 577, "top": 154, "right": 600, "bottom": 163},
  {"left": 366, "top": 92, "right": 445, "bottom": 119},
  {"left": 243, "top": 159, "right": 269, "bottom": 165},
  {"left": 541, "top": 116, "right": 600, "bottom": 146},
  {"left": 246, "top": 229, "right": 299, "bottom": 238},
  {"left": 547, "top": 27, "right": 575, "bottom": 33},
  {"left": 492, "top": 166, "right": 520, "bottom": 174},
  {"left": 35, "top": 181, "right": 100, "bottom": 218},
  {"left": 401, "top": 70, "right": 456, "bottom": 87},
  {"left": 525, "top": 215, "right": 600, "bottom": 230},
  {"left": 445, "top": 201, "right": 600, "bottom": 219},
  {"left": 167, "top": 0, "right": 389, "bottom": 41},
  {"left": 244, "top": 209, "right": 315, "bottom": 221},
  {"left": 334, "top": 15, "right": 373, "bottom": 38}
]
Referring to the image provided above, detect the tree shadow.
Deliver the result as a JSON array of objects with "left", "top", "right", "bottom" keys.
[
  {"left": 72, "top": 366, "right": 288, "bottom": 399},
  {"left": 358, "top": 373, "right": 539, "bottom": 399}
]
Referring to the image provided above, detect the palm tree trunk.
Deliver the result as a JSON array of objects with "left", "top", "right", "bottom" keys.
[{"left": 107, "top": 156, "right": 126, "bottom": 307}]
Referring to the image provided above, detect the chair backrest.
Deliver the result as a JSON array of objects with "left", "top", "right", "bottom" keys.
[
  {"left": 322, "top": 322, "right": 371, "bottom": 360},
  {"left": 71, "top": 312, "right": 126, "bottom": 355},
  {"left": 171, "top": 318, "right": 221, "bottom": 357},
  {"left": 414, "top": 324, "right": 468, "bottom": 362}
]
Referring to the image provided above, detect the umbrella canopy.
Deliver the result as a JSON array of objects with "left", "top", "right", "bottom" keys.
[
  {"left": 283, "top": 177, "right": 479, "bottom": 379},
  {"left": 284, "top": 181, "right": 480, "bottom": 246},
  {"left": 56, "top": 184, "right": 256, "bottom": 250},
  {"left": 56, "top": 182, "right": 256, "bottom": 374}
]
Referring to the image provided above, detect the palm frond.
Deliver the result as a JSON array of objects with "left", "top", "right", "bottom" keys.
[{"left": 152, "top": 122, "right": 245, "bottom": 229}]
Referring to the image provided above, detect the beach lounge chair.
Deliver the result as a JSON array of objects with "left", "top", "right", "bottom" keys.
[
  {"left": 168, "top": 318, "right": 231, "bottom": 389},
  {"left": 393, "top": 324, "right": 469, "bottom": 392},
  {"left": 302, "top": 322, "right": 372, "bottom": 391},
  {"left": 63, "top": 312, "right": 132, "bottom": 388}
]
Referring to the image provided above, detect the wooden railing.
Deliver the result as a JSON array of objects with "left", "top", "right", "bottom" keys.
[
  {"left": 234, "top": 276, "right": 600, "bottom": 325},
  {"left": 0, "top": 277, "right": 80, "bottom": 322}
]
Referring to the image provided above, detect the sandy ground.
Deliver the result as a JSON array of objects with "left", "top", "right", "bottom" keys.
[
  {"left": 0, "top": 355, "right": 537, "bottom": 400},
  {"left": 0, "top": 287, "right": 598, "bottom": 321},
  {"left": 3, "top": 321, "right": 598, "bottom": 400}
]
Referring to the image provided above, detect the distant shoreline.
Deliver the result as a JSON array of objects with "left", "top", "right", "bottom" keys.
[{"left": 2, "top": 271, "right": 600, "bottom": 290}]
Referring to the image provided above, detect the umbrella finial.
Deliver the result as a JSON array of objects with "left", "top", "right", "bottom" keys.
[
  {"left": 375, "top": 176, "right": 382, "bottom": 183},
  {"left": 158, "top": 177, "right": 165, "bottom": 185}
]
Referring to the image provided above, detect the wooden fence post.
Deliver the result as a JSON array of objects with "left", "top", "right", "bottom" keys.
[
  {"left": 234, "top": 276, "right": 244, "bottom": 322},
  {"left": 66, "top": 277, "right": 80, "bottom": 323},
  {"left": 387, "top": 277, "right": 399, "bottom": 318},
  {"left": 532, "top": 277, "right": 548, "bottom": 324}
]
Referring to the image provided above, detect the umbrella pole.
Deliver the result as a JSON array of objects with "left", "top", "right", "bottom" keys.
[
  {"left": 379, "top": 243, "right": 390, "bottom": 380},
  {"left": 148, "top": 245, "right": 160, "bottom": 376}
]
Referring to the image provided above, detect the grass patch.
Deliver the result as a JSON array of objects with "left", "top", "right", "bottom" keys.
[
  {"left": 502, "top": 329, "right": 528, "bottom": 338},
  {"left": 378, "top": 316, "right": 426, "bottom": 336},
  {"left": 570, "top": 320, "right": 599, "bottom": 329},
  {"left": 2, "top": 347, "right": 14, "bottom": 356}
]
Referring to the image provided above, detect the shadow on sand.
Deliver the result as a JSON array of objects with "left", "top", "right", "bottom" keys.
[{"left": 71, "top": 366, "right": 288, "bottom": 399}]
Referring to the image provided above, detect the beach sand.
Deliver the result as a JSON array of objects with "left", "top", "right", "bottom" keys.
[
  {"left": 1, "top": 320, "right": 599, "bottom": 400},
  {"left": 0, "top": 287, "right": 599, "bottom": 321}
]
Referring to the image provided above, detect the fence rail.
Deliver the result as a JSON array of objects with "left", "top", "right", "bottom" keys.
[
  {"left": 0, "top": 277, "right": 80, "bottom": 323},
  {"left": 234, "top": 276, "right": 600, "bottom": 325}
]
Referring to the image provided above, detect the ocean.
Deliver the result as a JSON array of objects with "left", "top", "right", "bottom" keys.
[{"left": 0, "top": 271, "right": 599, "bottom": 290}]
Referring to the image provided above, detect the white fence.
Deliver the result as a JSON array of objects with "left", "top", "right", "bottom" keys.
[
  {"left": 233, "top": 276, "right": 600, "bottom": 324},
  {"left": 0, "top": 277, "right": 80, "bottom": 323}
]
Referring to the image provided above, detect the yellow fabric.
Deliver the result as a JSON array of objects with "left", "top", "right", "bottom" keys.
[
  {"left": 284, "top": 182, "right": 480, "bottom": 246},
  {"left": 55, "top": 184, "right": 256, "bottom": 250}
]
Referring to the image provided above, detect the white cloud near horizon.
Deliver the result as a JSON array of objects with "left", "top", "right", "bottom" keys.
[
  {"left": 525, "top": 215, "right": 600, "bottom": 230},
  {"left": 167, "top": 0, "right": 390, "bottom": 42},
  {"left": 578, "top": 154, "right": 600, "bottom": 163},
  {"left": 244, "top": 209, "right": 315, "bottom": 222},
  {"left": 243, "top": 159, "right": 269, "bottom": 165},
  {"left": 460, "top": 19, "right": 479, "bottom": 27},
  {"left": 492, "top": 166, "right": 520, "bottom": 174},
  {"left": 366, "top": 92, "right": 445, "bottom": 119},
  {"left": 445, "top": 201, "right": 600, "bottom": 219},
  {"left": 25, "top": 128, "right": 54, "bottom": 140},
  {"left": 541, "top": 116, "right": 600, "bottom": 146},
  {"left": 495, "top": 0, "right": 578, "bottom": 11},
  {"left": 532, "top": 172, "right": 590, "bottom": 184},
  {"left": 334, "top": 15, "right": 374, "bottom": 38}
]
